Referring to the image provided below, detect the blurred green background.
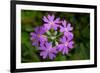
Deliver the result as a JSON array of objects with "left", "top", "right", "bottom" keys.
[{"left": 21, "top": 10, "right": 90, "bottom": 63}]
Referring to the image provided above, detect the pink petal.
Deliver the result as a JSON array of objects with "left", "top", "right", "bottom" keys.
[
  {"left": 62, "top": 20, "right": 67, "bottom": 27},
  {"left": 48, "top": 14, "right": 55, "bottom": 21},
  {"left": 54, "top": 18, "right": 60, "bottom": 23},
  {"left": 49, "top": 53, "right": 55, "bottom": 60},
  {"left": 68, "top": 41, "right": 74, "bottom": 49},
  {"left": 43, "top": 16, "right": 49, "bottom": 22},
  {"left": 40, "top": 51, "right": 48, "bottom": 59},
  {"left": 67, "top": 23, "right": 73, "bottom": 31},
  {"left": 62, "top": 47, "right": 68, "bottom": 55}
]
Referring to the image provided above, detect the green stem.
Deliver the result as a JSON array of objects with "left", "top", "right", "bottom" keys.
[{"left": 56, "top": 33, "right": 63, "bottom": 38}]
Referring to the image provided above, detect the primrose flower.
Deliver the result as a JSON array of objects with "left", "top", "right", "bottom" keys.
[
  {"left": 30, "top": 26, "right": 47, "bottom": 46},
  {"left": 57, "top": 36, "right": 74, "bottom": 55},
  {"left": 39, "top": 42, "right": 57, "bottom": 60},
  {"left": 43, "top": 14, "right": 60, "bottom": 30},
  {"left": 30, "top": 14, "right": 74, "bottom": 60},
  {"left": 60, "top": 20, "right": 73, "bottom": 41},
  {"left": 34, "top": 26, "right": 46, "bottom": 34}
]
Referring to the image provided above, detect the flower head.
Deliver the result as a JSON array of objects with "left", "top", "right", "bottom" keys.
[
  {"left": 30, "top": 14, "right": 74, "bottom": 60},
  {"left": 57, "top": 36, "right": 74, "bottom": 55},
  {"left": 60, "top": 20, "right": 73, "bottom": 41},
  {"left": 34, "top": 26, "right": 46, "bottom": 34},
  {"left": 43, "top": 14, "right": 60, "bottom": 30},
  {"left": 39, "top": 42, "right": 57, "bottom": 60},
  {"left": 30, "top": 26, "right": 47, "bottom": 46}
]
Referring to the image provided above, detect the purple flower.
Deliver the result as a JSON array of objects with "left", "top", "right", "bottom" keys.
[
  {"left": 30, "top": 26, "right": 47, "bottom": 46},
  {"left": 60, "top": 20, "right": 73, "bottom": 41},
  {"left": 43, "top": 14, "right": 60, "bottom": 30},
  {"left": 34, "top": 26, "right": 46, "bottom": 34},
  {"left": 57, "top": 36, "right": 74, "bottom": 55},
  {"left": 30, "top": 14, "right": 74, "bottom": 59},
  {"left": 39, "top": 42, "right": 57, "bottom": 60}
]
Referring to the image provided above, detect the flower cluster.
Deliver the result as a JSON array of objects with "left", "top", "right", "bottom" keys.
[{"left": 30, "top": 14, "right": 74, "bottom": 60}]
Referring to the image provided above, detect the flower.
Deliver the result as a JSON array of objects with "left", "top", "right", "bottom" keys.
[
  {"left": 30, "top": 14, "right": 74, "bottom": 60},
  {"left": 60, "top": 20, "right": 73, "bottom": 41},
  {"left": 30, "top": 26, "right": 47, "bottom": 46},
  {"left": 39, "top": 42, "right": 57, "bottom": 60},
  {"left": 57, "top": 36, "right": 74, "bottom": 55},
  {"left": 43, "top": 14, "right": 60, "bottom": 30},
  {"left": 34, "top": 26, "right": 46, "bottom": 34}
]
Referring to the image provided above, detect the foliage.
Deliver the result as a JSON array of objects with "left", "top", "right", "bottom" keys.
[{"left": 21, "top": 10, "right": 90, "bottom": 63}]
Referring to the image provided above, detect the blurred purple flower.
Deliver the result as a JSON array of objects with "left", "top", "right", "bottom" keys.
[
  {"left": 30, "top": 14, "right": 74, "bottom": 59},
  {"left": 30, "top": 26, "right": 47, "bottom": 46},
  {"left": 39, "top": 42, "right": 57, "bottom": 60},
  {"left": 43, "top": 14, "right": 60, "bottom": 30},
  {"left": 57, "top": 36, "right": 74, "bottom": 55},
  {"left": 34, "top": 26, "right": 46, "bottom": 34},
  {"left": 60, "top": 20, "right": 73, "bottom": 41}
]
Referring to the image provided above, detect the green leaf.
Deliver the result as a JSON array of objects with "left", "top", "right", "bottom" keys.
[
  {"left": 21, "top": 32, "right": 29, "bottom": 44},
  {"left": 46, "top": 31, "right": 51, "bottom": 36},
  {"left": 55, "top": 53, "right": 66, "bottom": 61},
  {"left": 82, "top": 25, "right": 90, "bottom": 38},
  {"left": 21, "top": 31, "right": 40, "bottom": 62}
]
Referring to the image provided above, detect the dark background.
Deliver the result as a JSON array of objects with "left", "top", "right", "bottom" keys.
[{"left": 21, "top": 10, "right": 90, "bottom": 63}]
